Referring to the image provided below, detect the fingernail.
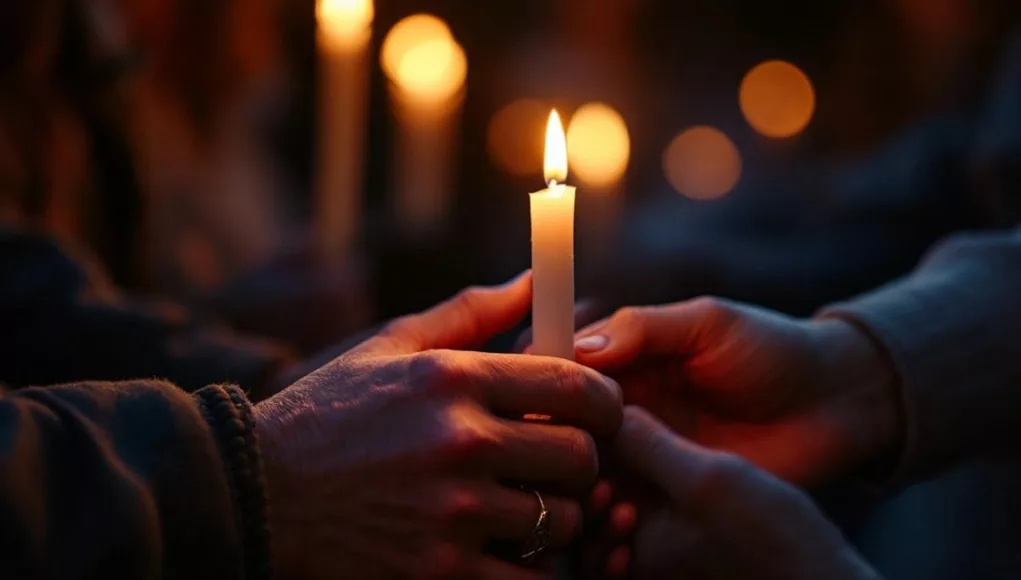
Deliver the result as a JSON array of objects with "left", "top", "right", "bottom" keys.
[{"left": 575, "top": 335, "right": 609, "bottom": 353}]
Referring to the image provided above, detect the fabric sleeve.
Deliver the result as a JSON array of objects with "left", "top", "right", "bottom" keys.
[
  {"left": 0, "top": 228, "right": 297, "bottom": 395},
  {"left": 0, "top": 380, "right": 270, "bottom": 579},
  {"left": 820, "top": 229, "right": 1021, "bottom": 483}
]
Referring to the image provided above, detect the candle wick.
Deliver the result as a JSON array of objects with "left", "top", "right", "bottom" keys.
[{"left": 548, "top": 179, "right": 558, "bottom": 188}]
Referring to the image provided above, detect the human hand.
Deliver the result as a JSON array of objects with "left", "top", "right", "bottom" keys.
[
  {"left": 573, "top": 298, "right": 901, "bottom": 486},
  {"left": 253, "top": 273, "right": 623, "bottom": 579},
  {"left": 609, "top": 407, "right": 882, "bottom": 580}
]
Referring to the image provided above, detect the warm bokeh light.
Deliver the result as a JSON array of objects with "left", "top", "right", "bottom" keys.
[
  {"left": 544, "top": 110, "right": 568, "bottom": 185},
  {"left": 381, "top": 14, "right": 453, "bottom": 80},
  {"left": 392, "top": 37, "right": 467, "bottom": 103},
  {"left": 566, "top": 103, "right": 630, "bottom": 189},
  {"left": 487, "top": 99, "right": 548, "bottom": 177},
  {"left": 663, "top": 126, "right": 742, "bottom": 200},
  {"left": 739, "top": 60, "right": 816, "bottom": 139},
  {"left": 316, "top": 0, "right": 374, "bottom": 49}
]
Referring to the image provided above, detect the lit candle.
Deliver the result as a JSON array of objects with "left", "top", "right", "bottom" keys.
[
  {"left": 531, "top": 110, "right": 576, "bottom": 360},
  {"left": 315, "top": 0, "right": 373, "bottom": 260},
  {"left": 382, "top": 15, "right": 467, "bottom": 238}
]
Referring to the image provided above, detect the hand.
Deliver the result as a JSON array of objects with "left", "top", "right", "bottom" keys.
[
  {"left": 612, "top": 407, "right": 882, "bottom": 580},
  {"left": 254, "top": 273, "right": 624, "bottom": 580},
  {"left": 573, "top": 298, "right": 901, "bottom": 486}
]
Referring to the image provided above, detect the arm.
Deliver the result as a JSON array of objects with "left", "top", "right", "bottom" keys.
[
  {"left": 0, "top": 380, "right": 267, "bottom": 579},
  {"left": 0, "top": 228, "right": 296, "bottom": 396},
  {"left": 822, "top": 228, "right": 1021, "bottom": 482}
]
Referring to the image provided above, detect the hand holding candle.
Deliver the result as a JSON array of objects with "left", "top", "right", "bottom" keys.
[{"left": 531, "top": 111, "right": 577, "bottom": 360}]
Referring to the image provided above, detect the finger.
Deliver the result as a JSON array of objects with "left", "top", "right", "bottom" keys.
[
  {"left": 609, "top": 503, "right": 638, "bottom": 538},
  {"left": 573, "top": 298, "right": 734, "bottom": 371},
  {"left": 477, "top": 485, "right": 582, "bottom": 548},
  {"left": 489, "top": 421, "right": 600, "bottom": 493},
  {"left": 470, "top": 352, "right": 623, "bottom": 437},
  {"left": 613, "top": 406, "right": 717, "bottom": 501},
  {"left": 363, "top": 271, "right": 532, "bottom": 355},
  {"left": 474, "top": 557, "right": 554, "bottom": 580},
  {"left": 514, "top": 298, "right": 607, "bottom": 353},
  {"left": 588, "top": 480, "right": 614, "bottom": 513}
]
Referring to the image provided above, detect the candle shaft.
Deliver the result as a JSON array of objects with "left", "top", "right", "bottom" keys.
[
  {"left": 315, "top": 31, "right": 370, "bottom": 259},
  {"left": 530, "top": 185, "right": 576, "bottom": 360},
  {"left": 392, "top": 92, "right": 463, "bottom": 237}
]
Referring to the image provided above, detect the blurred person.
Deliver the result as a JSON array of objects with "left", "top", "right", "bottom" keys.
[
  {"left": 0, "top": 273, "right": 625, "bottom": 579},
  {"left": 593, "top": 4, "right": 1021, "bottom": 318},
  {"left": 0, "top": 0, "right": 364, "bottom": 394},
  {"left": 572, "top": 226, "right": 1021, "bottom": 578}
]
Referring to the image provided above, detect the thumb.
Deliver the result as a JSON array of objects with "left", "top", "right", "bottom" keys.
[
  {"left": 360, "top": 271, "right": 532, "bottom": 355},
  {"left": 573, "top": 298, "right": 732, "bottom": 371},
  {"left": 614, "top": 406, "right": 716, "bottom": 501}
]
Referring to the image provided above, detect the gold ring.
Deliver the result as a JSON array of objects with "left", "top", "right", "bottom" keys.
[{"left": 520, "top": 488, "right": 552, "bottom": 562}]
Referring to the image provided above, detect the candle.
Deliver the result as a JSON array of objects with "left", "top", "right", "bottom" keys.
[
  {"left": 531, "top": 110, "right": 576, "bottom": 360},
  {"left": 382, "top": 15, "right": 467, "bottom": 238},
  {"left": 314, "top": 0, "right": 373, "bottom": 260}
]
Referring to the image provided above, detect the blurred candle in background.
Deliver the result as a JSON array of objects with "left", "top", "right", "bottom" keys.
[
  {"left": 382, "top": 15, "right": 467, "bottom": 238},
  {"left": 530, "top": 111, "right": 576, "bottom": 361},
  {"left": 315, "top": 0, "right": 373, "bottom": 260}
]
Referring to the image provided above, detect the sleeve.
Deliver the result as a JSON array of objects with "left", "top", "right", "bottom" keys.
[
  {"left": 0, "top": 228, "right": 298, "bottom": 395},
  {"left": 820, "top": 228, "right": 1021, "bottom": 483},
  {"left": 0, "top": 380, "right": 270, "bottom": 580}
]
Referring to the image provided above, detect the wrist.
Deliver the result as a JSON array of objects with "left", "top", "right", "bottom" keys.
[{"left": 809, "top": 319, "right": 904, "bottom": 476}]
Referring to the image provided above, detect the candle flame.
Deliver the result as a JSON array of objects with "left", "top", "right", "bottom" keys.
[
  {"left": 544, "top": 110, "right": 568, "bottom": 185},
  {"left": 317, "top": 0, "right": 374, "bottom": 43}
]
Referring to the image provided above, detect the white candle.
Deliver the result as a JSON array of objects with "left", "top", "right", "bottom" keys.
[
  {"left": 531, "top": 110, "right": 576, "bottom": 360},
  {"left": 314, "top": 0, "right": 373, "bottom": 260}
]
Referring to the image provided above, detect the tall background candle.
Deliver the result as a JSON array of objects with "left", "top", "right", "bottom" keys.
[
  {"left": 530, "top": 111, "right": 576, "bottom": 360},
  {"left": 314, "top": 0, "right": 373, "bottom": 260},
  {"left": 382, "top": 15, "right": 467, "bottom": 238}
]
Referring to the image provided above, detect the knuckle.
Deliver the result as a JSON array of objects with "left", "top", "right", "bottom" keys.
[
  {"left": 437, "top": 486, "right": 484, "bottom": 522},
  {"left": 691, "top": 296, "right": 733, "bottom": 323},
  {"left": 565, "top": 431, "right": 600, "bottom": 484},
  {"left": 442, "top": 421, "right": 499, "bottom": 465},
  {"left": 553, "top": 363, "right": 588, "bottom": 401},
  {"left": 450, "top": 287, "right": 485, "bottom": 334},
  {"left": 409, "top": 351, "right": 461, "bottom": 392},
  {"left": 612, "top": 306, "right": 645, "bottom": 328},
  {"left": 690, "top": 454, "right": 753, "bottom": 505}
]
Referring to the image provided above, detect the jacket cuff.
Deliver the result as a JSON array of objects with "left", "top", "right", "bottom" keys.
[
  {"left": 818, "top": 300, "right": 920, "bottom": 487},
  {"left": 195, "top": 385, "right": 272, "bottom": 580}
]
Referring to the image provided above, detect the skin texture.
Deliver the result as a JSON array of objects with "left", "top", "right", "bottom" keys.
[
  {"left": 574, "top": 297, "right": 901, "bottom": 486},
  {"left": 611, "top": 407, "right": 883, "bottom": 580},
  {"left": 253, "top": 273, "right": 624, "bottom": 579},
  {"left": 569, "top": 297, "right": 902, "bottom": 578}
]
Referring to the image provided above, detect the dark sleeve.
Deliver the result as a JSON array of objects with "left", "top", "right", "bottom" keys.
[
  {"left": 0, "top": 380, "right": 270, "bottom": 579},
  {"left": 605, "top": 114, "right": 979, "bottom": 316},
  {"left": 821, "top": 229, "right": 1021, "bottom": 483},
  {"left": 0, "top": 228, "right": 297, "bottom": 394}
]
